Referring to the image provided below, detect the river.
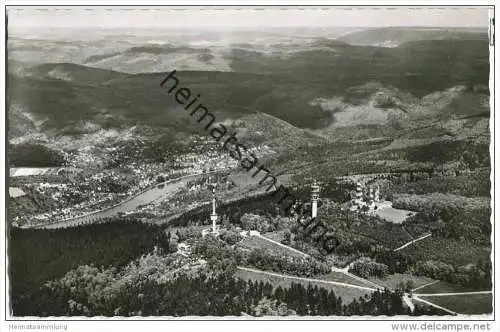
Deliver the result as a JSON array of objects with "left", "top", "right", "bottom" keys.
[{"left": 28, "top": 172, "right": 217, "bottom": 229}]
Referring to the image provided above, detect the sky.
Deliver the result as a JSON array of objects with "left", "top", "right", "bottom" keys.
[{"left": 7, "top": 6, "right": 491, "bottom": 29}]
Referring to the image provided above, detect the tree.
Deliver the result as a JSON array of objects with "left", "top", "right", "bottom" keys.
[
  {"left": 282, "top": 231, "right": 292, "bottom": 245},
  {"left": 406, "top": 280, "right": 416, "bottom": 293}
]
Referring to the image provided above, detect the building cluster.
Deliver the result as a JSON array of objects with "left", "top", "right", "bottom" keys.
[
  {"left": 174, "top": 144, "right": 274, "bottom": 174},
  {"left": 350, "top": 182, "right": 383, "bottom": 212},
  {"left": 10, "top": 139, "right": 276, "bottom": 229},
  {"left": 174, "top": 151, "right": 239, "bottom": 173}
]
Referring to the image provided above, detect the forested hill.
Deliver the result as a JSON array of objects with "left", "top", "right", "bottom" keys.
[
  {"left": 227, "top": 39, "right": 489, "bottom": 96},
  {"left": 337, "top": 27, "right": 488, "bottom": 46},
  {"left": 8, "top": 36, "right": 489, "bottom": 135},
  {"left": 9, "top": 219, "right": 174, "bottom": 315}
]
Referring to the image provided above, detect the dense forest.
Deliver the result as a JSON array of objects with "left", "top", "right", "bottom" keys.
[
  {"left": 286, "top": 139, "right": 490, "bottom": 181},
  {"left": 10, "top": 221, "right": 446, "bottom": 317},
  {"left": 285, "top": 194, "right": 492, "bottom": 291},
  {"left": 389, "top": 173, "right": 490, "bottom": 198},
  {"left": 169, "top": 179, "right": 353, "bottom": 229},
  {"left": 29, "top": 271, "right": 444, "bottom": 316},
  {"left": 169, "top": 192, "right": 284, "bottom": 227},
  {"left": 9, "top": 219, "right": 174, "bottom": 315},
  {"left": 404, "top": 141, "right": 489, "bottom": 168}
]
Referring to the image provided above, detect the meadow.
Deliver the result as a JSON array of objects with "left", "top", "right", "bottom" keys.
[
  {"left": 419, "top": 294, "right": 492, "bottom": 315},
  {"left": 413, "top": 281, "right": 479, "bottom": 294},
  {"left": 234, "top": 268, "right": 374, "bottom": 305}
]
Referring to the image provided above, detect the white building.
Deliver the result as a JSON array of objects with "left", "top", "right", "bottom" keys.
[{"left": 350, "top": 183, "right": 382, "bottom": 213}]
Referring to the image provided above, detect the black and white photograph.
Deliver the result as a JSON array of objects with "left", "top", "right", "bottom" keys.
[{"left": 2, "top": 3, "right": 497, "bottom": 326}]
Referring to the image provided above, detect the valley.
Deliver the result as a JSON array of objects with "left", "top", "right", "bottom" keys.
[{"left": 7, "top": 25, "right": 492, "bottom": 317}]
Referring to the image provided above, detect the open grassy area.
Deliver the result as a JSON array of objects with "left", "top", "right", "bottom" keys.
[
  {"left": 237, "top": 235, "right": 307, "bottom": 258},
  {"left": 262, "top": 230, "right": 286, "bottom": 242},
  {"left": 369, "top": 273, "right": 436, "bottom": 290},
  {"left": 320, "top": 271, "right": 377, "bottom": 288},
  {"left": 374, "top": 206, "right": 414, "bottom": 224},
  {"left": 413, "top": 281, "right": 485, "bottom": 294},
  {"left": 420, "top": 294, "right": 492, "bottom": 315},
  {"left": 234, "top": 268, "right": 373, "bottom": 304}
]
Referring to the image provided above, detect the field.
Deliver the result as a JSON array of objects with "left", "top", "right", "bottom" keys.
[
  {"left": 238, "top": 235, "right": 381, "bottom": 290},
  {"left": 374, "top": 206, "right": 414, "bottom": 224},
  {"left": 10, "top": 167, "right": 76, "bottom": 177},
  {"left": 420, "top": 294, "right": 492, "bottom": 315},
  {"left": 414, "top": 281, "right": 484, "bottom": 294},
  {"left": 369, "top": 273, "right": 436, "bottom": 290},
  {"left": 237, "top": 235, "right": 308, "bottom": 258},
  {"left": 9, "top": 187, "right": 26, "bottom": 198},
  {"left": 234, "top": 268, "right": 374, "bottom": 304},
  {"left": 320, "top": 271, "right": 379, "bottom": 288}
]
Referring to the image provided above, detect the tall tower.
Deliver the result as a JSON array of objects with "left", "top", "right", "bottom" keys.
[
  {"left": 208, "top": 178, "right": 218, "bottom": 234},
  {"left": 311, "top": 180, "right": 320, "bottom": 218}
]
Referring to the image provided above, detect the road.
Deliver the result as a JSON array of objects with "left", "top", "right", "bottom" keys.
[
  {"left": 236, "top": 266, "right": 378, "bottom": 292},
  {"left": 330, "top": 265, "right": 385, "bottom": 291},
  {"left": 246, "top": 233, "right": 385, "bottom": 290},
  {"left": 411, "top": 280, "right": 440, "bottom": 292},
  {"left": 393, "top": 233, "right": 432, "bottom": 251},
  {"left": 412, "top": 296, "right": 457, "bottom": 315}
]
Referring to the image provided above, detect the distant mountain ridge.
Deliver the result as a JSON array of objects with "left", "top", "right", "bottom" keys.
[
  {"left": 9, "top": 28, "right": 489, "bottom": 76},
  {"left": 8, "top": 62, "right": 489, "bottom": 147},
  {"left": 7, "top": 29, "right": 490, "bottom": 155},
  {"left": 337, "top": 27, "right": 488, "bottom": 47}
]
